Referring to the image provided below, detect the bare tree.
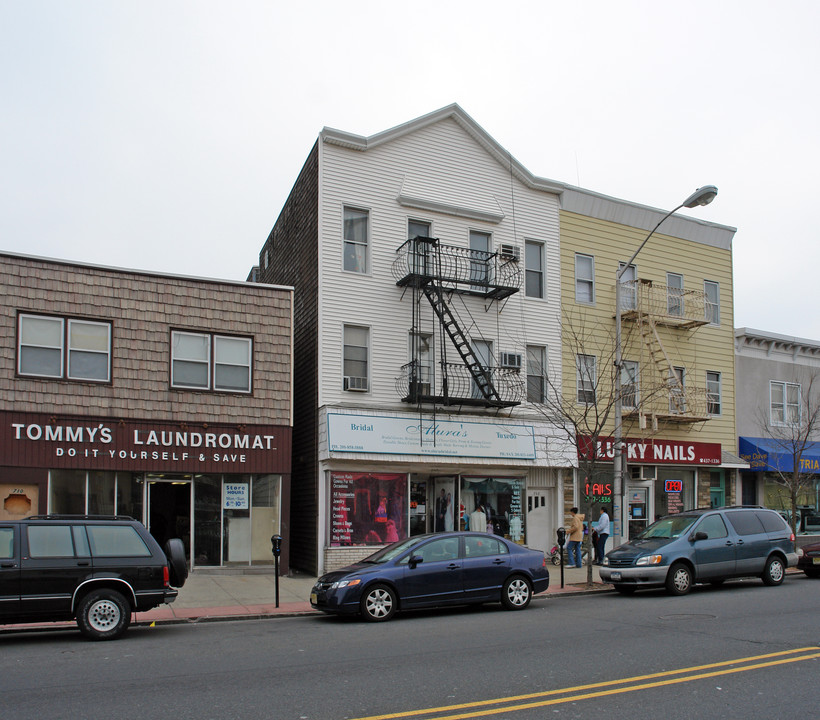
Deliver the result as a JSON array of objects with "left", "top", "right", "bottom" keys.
[
  {"left": 537, "top": 307, "right": 665, "bottom": 585},
  {"left": 758, "top": 371, "right": 820, "bottom": 536}
]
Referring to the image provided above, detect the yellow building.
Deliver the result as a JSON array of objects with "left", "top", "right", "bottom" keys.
[{"left": 558, "top": 187, "right": 743, "bottom": 544}]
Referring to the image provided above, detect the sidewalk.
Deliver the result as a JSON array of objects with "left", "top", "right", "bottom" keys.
[{"left": 133, "top": 563, "right": 611, "bottom": 625}]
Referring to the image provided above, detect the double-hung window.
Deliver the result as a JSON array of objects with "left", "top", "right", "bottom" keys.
[
  {"left": 526, "top": 345, "right": 547, "bottom": 403},
  {"left": 771, "top": 381, "right": 800, "bottom": 425},
  {"left": 409, "top": 331, "right": 432, "bottom": 396},
  {"left": 619, "top": 262, "right": 637, "bottom": 311},
  {"left": 576, "top": 354, "right": 596, "bottom": 404},
  {"left": 706, "top": 371, "right": 721, "bottom": 415},
  {"left": 667, "top": 273, "right": 684, "bottom": 316},
  {"left": 704, "top": 280, "right": 720, "bottom": 325},
  {"left": 469, "top": 230, "right": 492, "bottom": 289},
  {"left": 171, "top": 331, "right": 252, "bottom": 393},
  {"left": 343, "top": 325, "right": 370, "bottom": 392},
  {"left": 669, "top": 366, "right": 685, "bottom": 413},
  {"left": 621, "top": 360, "right": 639, "bottom": 409},
  {"left": 343, "top": 207, "right": 369, "bottom": 273},
  {"left": 18, "top": 313, "right": 111, "bottom": 382},
  {"left": 525, "top": 240, "right": 545, "bottom": 299},
  {"left": 575, "top": 254, "right": 595, "bottom": 304}
]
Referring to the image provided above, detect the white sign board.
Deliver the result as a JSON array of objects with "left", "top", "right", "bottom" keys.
[
  {"left": 223, "top": 482, "right": 249, "bottom": 510},
  {"left": 328, "top": 413, "right": 536, "bottom": 460}
]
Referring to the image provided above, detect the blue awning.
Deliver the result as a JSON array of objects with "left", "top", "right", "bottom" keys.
[{"left": 739, "top": 436, "right": 820, "bottom": 474}]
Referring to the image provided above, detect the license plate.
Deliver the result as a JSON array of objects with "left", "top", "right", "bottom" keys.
[
  {"left": 310, "top": 592, "right": 318, "bottom": 604},
  {"left": 611, "top": 572, "right": 622, "bottom": 581},
  {"left": 813, "top": 558, "right": 820, "bottom": 566}
]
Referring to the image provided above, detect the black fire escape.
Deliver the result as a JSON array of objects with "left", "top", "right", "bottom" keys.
[{"left": 392, "top": 236, "right": 524, "bottom": 409}]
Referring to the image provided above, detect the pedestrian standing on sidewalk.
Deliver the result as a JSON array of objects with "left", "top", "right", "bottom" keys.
[
  {"left": 566, "top": 507, "right": 584, "bottom": 568},
  {"left": 594, "top": 507, "right": 610, "bottom": 565}
]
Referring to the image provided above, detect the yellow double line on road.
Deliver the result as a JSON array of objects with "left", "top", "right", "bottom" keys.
[{"left": 352, "top": 647, "right": 820, "bottom": 720}]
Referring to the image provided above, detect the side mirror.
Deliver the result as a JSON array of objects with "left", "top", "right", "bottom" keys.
[
  {"left": 408, "top": 554, "right": 424, "bottom": 568},
  {"left": 692, "top": 531, "right": 708, "bottom": 542}
]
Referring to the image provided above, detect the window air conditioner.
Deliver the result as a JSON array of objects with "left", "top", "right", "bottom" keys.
[
  {"left": 500, "top": 352, "right": 522, "bottom": 370},
  {"left": 499, "top": 244, "right": 520, "bottom": 261},
  {"left": 344, "top": 376, "right": 369, "bottom": 392}
]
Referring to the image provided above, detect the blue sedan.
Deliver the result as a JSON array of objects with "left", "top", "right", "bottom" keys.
[{"left": 310, "top": 532, "right": 550, "bottom": 622}]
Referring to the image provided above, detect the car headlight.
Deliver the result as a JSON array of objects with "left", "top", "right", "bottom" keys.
[
  {"left": 602, "top": 557, "right": 610, "bottom": 566},
  {"left": 636, "top": 554, "right": 663, "bottom": 566},
  {"left": 330, "top": 578, "right": 362, "bottom": 589}
]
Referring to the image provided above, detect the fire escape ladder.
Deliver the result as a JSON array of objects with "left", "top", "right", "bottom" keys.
[
  {"left": 421, "top": 285, "right": 500, "bottom": 403},
  {"left": 639, "top": 317, "right": 686, "bottom": 413}
]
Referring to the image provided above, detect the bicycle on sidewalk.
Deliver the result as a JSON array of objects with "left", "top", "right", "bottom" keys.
[{"left": 548, "top": 543, "right": 591, "bottom": 567}]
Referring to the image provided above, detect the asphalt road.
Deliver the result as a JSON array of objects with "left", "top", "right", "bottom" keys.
[{"left": 2, "top": 573, "right": 818, "bottom": 720}]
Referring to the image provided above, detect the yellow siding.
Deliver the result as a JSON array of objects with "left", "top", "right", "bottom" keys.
[{"left": 559, "top": 210, "right": 736, "bottom": 450}]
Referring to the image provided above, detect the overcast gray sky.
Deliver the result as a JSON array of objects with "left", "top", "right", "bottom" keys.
[{"left": 2, "top": 1, "right": 817, "bottom": 338}]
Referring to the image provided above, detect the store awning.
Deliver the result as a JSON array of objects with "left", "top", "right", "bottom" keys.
[{"left": 738, "top": 436, "right": 820, "bottom": 474}]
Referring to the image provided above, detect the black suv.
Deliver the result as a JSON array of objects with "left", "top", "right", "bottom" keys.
[{"left": 0, "top": 515, "right": 187, "bottom": 640}]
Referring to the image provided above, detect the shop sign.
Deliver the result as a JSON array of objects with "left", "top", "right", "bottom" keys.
[
  {"left": 328, "top": 413, "right": 537, "bottom": 460},
  {"left": 578, "top": 435, "right": 721, "bottom": 465},
  {"left": 0, "top": 410, "right": 291, "bottom": 474},
  {"left": 583, "top": 480, "right": 613, "bottom": 504}
]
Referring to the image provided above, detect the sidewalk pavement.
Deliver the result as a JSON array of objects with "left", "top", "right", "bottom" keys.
[
  {"left": 133, "top": 562, "right": 612, "bottom": 625},
  {"left": 0, "top": 564, "right": 612, "bottom": 635}
]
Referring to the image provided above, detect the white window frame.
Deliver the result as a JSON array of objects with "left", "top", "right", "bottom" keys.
[
  {"left": 770, "top": 380, "right": 801, "bottom": 426},
  {"left": 704, "top": 280, "right": 720, "bottom": 325},
  {"left": 525, "top": 240, "right": 545, "bottom": 299},
  {"left": 706, "top": 370, "right": 721, "bottom": 416},
  {"left": 670, "top": 366, "right": 686, "bottom": 413},
  {"left": 576, "top": 354, "right": 596, "bottom": 404},
  {"left": 621, "top": 360, "right": 639, "bottom": 409},
  {"left": 575, "top": 254, "right": 595, "bottom": 304},
  {"left": 469, "top": 230, "right": 492, "bottom": 290},
  {"left": 343, "top": 206, "right": 369, "bottom": 274},
  {"left": 619, "top": 262, "right": 637, "bottom": 311},
  {"left": 343, "top": 324, "right": 370, "bottom": 392},
  {"left": 171, "top": 331, "right": 252, "bottom": 393},
  {"left": 526, "top": 345, "right": 547, "bottom": 403},
  {"left": 408, "top": 330, "right": 433, "bottom": 395},
  {"left": 667, "top": 272, "right": 684, "bottom": 316},
  {"left": 18, "top": 313, "right": 111, "bottom": 382}
]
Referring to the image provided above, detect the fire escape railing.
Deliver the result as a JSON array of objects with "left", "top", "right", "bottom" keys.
[{"left": 396, "top": 361, "right": 525, "bottom": 408}]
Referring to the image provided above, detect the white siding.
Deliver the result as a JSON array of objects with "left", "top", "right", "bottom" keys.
[{"left": 316, "top": 116, "right": 563, "bottom": 412}]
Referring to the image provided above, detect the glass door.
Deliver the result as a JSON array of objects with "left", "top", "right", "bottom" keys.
[{"left": 146, "top": 475, "right": 192, "bottom": 566}]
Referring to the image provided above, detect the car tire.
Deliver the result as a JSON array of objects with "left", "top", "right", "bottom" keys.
[
  {"left": 164, "top": 538, "right": 189, "bottom": 588},
  {"left": 360, "top": 584, "right": 397, "bottom": 622},
  {"left": 762, "top": 555, "right": 785, "bottom": 586},
  {"left": 613, "top": 583, "right": 636, "bottom": 595},
  {"left": 501, "top": 576, "right": 532, "bottom": 610},
  {"left": 76, "top": 589, "right": 131, "bottom": 641},
  {"left": 665, "top": 563, "right": 693, "bottom": 596}
]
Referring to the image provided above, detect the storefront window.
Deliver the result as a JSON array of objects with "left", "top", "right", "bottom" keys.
[
  {"left": 461, "top": 477, "right": 525, "bottom": 542},
  {"left": 194, "top": 475, "right": 221, "bottom": 565},
  {"left": 329, "top": 472, "right": 407, "bottom": 546},
  {"left": 87, "top": 471, "right": 115, "bottom": 515},
  {"left": 49, "top": 470, "right": 86, "bottom": 514},
  {"left": 654, "top": 469, "right": 695, "bottom": 519},
  {"left": 763, "top": 476, "right": 819, "bottom": 532},
  {"left": 117, "top": 473, "right": 143, "bottom": 520},
  {"left": 223, "top": 476, "right": 251, "bottom": 564},
  {"left": 251, "top": 474, "right": 281, "bottom": 563}
]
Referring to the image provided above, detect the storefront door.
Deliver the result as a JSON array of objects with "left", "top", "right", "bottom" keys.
[
  {"left": 627, "top": 484, "right": 652, "bottom": 539},
  {"left": 146, "top": 475, "right": 192, "bottom": 566},
  {"left": 526, "top": 490, "right": 549, "bottom": 552}
]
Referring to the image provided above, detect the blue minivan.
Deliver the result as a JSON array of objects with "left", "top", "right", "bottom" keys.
[{"left": 600, "top": 506, "right": 797, "bottom": 595}]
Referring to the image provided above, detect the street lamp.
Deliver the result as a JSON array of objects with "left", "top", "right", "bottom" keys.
[{"left": 612, "top": 186, "right": 718, "bottom": 547}]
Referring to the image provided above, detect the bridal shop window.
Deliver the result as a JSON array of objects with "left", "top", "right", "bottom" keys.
[
  {"left": 460, "top": 476, "right": 525, "bottom": 542},
  {"left": 329, "top": 472, "right": 407, "bottom": 546}
]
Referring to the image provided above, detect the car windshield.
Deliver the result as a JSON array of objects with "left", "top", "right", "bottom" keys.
[
  {"left": 636, "top": 515, "right": 698, "bottom": 540},
  {"left": 360, "top": 536, "right": 429, "bottom": 564}
]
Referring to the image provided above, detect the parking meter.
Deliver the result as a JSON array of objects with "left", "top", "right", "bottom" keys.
[
  {"left": 271, "top": 535, "right": 283, "bottom": 607},
  {"left": 556, "top": 526, "right": 566, "bottom": 547}
]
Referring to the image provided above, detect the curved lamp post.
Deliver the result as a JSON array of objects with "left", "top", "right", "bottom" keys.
[{"left": 611, "top": 186, "right": 718, "bottom": 547}]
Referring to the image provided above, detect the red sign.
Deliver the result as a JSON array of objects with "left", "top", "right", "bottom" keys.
[
  {"left": 578, "top": 435, "right": 722, "bottom": 466},
  {"left": 0, "top": 411, "right": 291, "bottom": 474}
]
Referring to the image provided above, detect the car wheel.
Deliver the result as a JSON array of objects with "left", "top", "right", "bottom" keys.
[
  {"left": 501, "top": 576, "right": 532, "bottom": 610},
  {"left": 76, "top": 589, "right": 131, "bottom": 641},
  {"left": 665, "top": 563, "right": 693, "bottom": 596},
  {"left": 360, "top": 584, "right": 397, "bottom": 622},
  {"left": 762, "top": 555, "right": 785, "bottom": 586},
  {"left": 613, "top": 584, "right": 636, "bottom": 595},
  {"left": 804, "top": 568, "right": 820, "bottom": 579},
  {"left": 164, "top": 538, "right": 189, "bottom": 588}
]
